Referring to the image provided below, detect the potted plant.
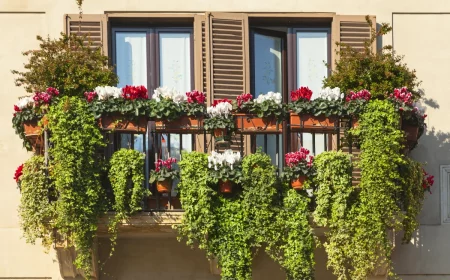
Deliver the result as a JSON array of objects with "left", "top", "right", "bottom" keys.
[
  {"left": 282, "top": 147, "right": 315, "bottom": 190},
  {"left": 151, "top": 88, "right": 206, "bottom": 133},
  {"left": 388, "top": 87, "right": 426, "bottom": 143},
  {"left": 207, "top": 150, "right": 242, "bottom": 193},
  {"left": 422, "top": 169, "right": 434, "bottom": 194},
  {"left": 234, "top": 92, "right": 284, "bottom": 133},
  {"left": 344, "top": 89, "right": 371, "bottom": 128},
  {"left": 85, "top": 85, "right": 150, "bottom": 133},
  {"left": 204, "top": 99, "right": 234, "bottom": 142},
  {"left": 289, "top": 86, "right": 342, "bottom": 132},
  {"left": 12, "top": 87, "right": 59, "bottom": 151},
  {"left": 150, "top": 157, "right": 179, "bottom": 193}
]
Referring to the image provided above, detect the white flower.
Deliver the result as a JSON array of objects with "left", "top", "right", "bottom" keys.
[
  {"left": 207, "top": 101, "right": 232, "bottom": 118},
  {"left": 318, "top": 87, "right": 342, "bottom": 101},
  {"left": 208, "top": 150, "right": 241, "bottom": 170},
  {"left": 413, "top": 102, "right": 426, "bottom": 114},
  {"left": 255, "top": 91, "right": 282, "bottom": 105},
  {"left": 94, "top": 86, "right": 122, "bottom": 100},
  {"left": 16, "top": 96, "right": 34, "bottom": 109},
  {"left": 153, "top": 87, "right": 187, "bottom": 103}
]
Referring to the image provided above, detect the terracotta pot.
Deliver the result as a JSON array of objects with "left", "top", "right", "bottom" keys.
[
  {"left": 234, "top": 113, "right": 281, "bottom": 134},
  {"left": 219, "top": 180, "right": 233, "bottom": 193},
  {"left": 402, "top": 123, "right": 419, "bottom": 142},
  {"left": 290, "top": 113, "right": 338, "bottom": 132},
  {"left": 23, "top": 120, "right": 41, "bottom": 136},
  {"left": 291, "top": 176, "right": 307, "bottom": 190},
  {"left": 155, "top": 115, "right": 203, "bottom": 133},
  {"left": 99, "top": 114, "right": 148, "bottom": 133},
  {"left": 156, "top": 179, "right": 172, "bottom": 193},
  {"left": 213, "top": 128, "right": 231, "bottom": 142},
  {"left": 352, "top": 119, "right": 359, "bottom": 128}
]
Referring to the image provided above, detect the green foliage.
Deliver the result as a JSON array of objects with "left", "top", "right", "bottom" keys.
[
  {"left": 12, "top": 33, "right": 118, "bottom": 97},
  {"left": 324, "top": 17, "right": 420, "bottom": 100},
  {"left": 18, "top": 155, "right": 56, "bottom": 249},
  {"left": 177, "top": 151, "right": 314, "bottom": 280},
  {"left": 266, "top": 187, "right": 315, "bottom": 280},
  {"left": 204, "top": 116, "right": 235, "bottom": 131},
  {"left": 290, "top": 98, "right": 343, "bottom": 117},
  {"left": 88, "top": 98, "right": 151, "bottom": 119},
  {"left": 150, "top": 98, "right": 183, "bottom": 121},
  {"left": 238, "top": 100, "right": 286, "bottom": 122},
  {"left": 12, "top": 107, "right": 43, "bottom": 151},
  {"left": 343, "top": 98, "right": 368, "bottom": 117},
  {"left": 48, "top": 96, "right": 106, "bottom": 276},
  {"left": 108, "top": 149, "right": 149, "bottom": 253},
  {"left": 400, "top": 158, "right": 425, "bottom": 243}
]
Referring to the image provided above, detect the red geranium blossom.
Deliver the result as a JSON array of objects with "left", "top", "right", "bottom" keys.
[
  {"left": 422, "top": 169, "right": 434, "bottom": 193},
  {"left": 122, "top": 85, "right": 148, "bottom": 100},
  {"left": 285, "top": 147, "right": 314, "bottom": 168},
  {"left": 84, "top": 91, "right": 98, "bottom": 103},
  {"left": 236, "top": 93, "right": 253, "bottom": 108},
  {"left": 186, "top": 90, "right": 206, "bottom": 104},
  {"left": 389, "top": 87, "right": 413, "bottom": 106},
  {"left": 155, "top": 158, "right": 177, "bottom": 173},
  {"left": 14, "top": 164, "right": 23, "bottom": 182},
  {"left": 14, "top": 105, "right": 21, "bottom": 112},
  {"left": 346, "top": 89, "right": 371, "bottom": 102},
  {"left": 291, "top": 87, "right": 313, "bottom": 102}
]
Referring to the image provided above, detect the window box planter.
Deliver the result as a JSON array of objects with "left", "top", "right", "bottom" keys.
[
  {"left": 154, "top": 115, "right": 204, "bottom": 133},
  {"left": 291, "top": 176, "right": 306, "bottom": 190},
  {"left": 234, "top": 113, "right": 282, "bottom": 134},
  {"left": 290, "top": 113, "right": 338, "bottom": 132},
  {"left": 402, "top": 123, "right": 419, "bottom": 142},
  {"left": 99, "top": 114, "right": 148, "bottom": 133},
  {"left": 156, "top": 179, "right": 172, "bottom": 193}
]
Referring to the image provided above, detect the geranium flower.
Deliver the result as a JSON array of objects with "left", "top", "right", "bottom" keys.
[
  {"left": 122, "top": 85, "right": 148, "bottom": 100},
  {"left": 389, "top": 87, "right": 413, "bottom": 106},
  {"left": 285, "top": 147, "right": 314, "bottom": 168},
  {"left": 346, "top": 89, "right": 371, "bottom": 102},
  {"left": 186, "top": 90, "right": 206, "bottom": 104},
  {"left": 154, "top": 158, "right": 177, "bottom": 173},
  {"left": 236, "top": 93, "right": 253, "bottom": 107},
  {"left": 291, "top": 87, "right": 312, "bottom": 102},
  {"left": 14, "top": 164, "right": 23, "bottom": 182},
  {"left": 84, "top": 91, "right": 98, "bottom": 102}
]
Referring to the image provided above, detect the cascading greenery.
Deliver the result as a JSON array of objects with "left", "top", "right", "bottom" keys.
[
  {"left": 176, "top": 151, "right": 314, "bottom": 280},
  {"left": 48, "top": 96, "right": 106, "bottom": 276},
  {"left": 108, "top": 148, "right": 149, "bottom": 254},
  {"left": 18, "top": 155, "right": 56, "bottom": 249}
]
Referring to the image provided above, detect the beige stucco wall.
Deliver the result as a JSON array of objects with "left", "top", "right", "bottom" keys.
[{"left": 0, "top": 1, "right": 449, "bottom": 279}]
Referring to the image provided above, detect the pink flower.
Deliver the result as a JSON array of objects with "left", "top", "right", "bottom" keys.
[
  {"left": 285, "top": 148, "right": 314, "bottom": 168},
  {"left": 236, "top": 93, "right": 253, "bottom": 108},
  {"left": 122, "top": 85, "right": 148, "bottom": 100},
  {"left": 346, "top": 89, "right": 371, "bottom": 102},
  {"left": 422, "top": 169, "right": 434, "bottom": 194},
  {"left": 154, "top": 158, "right": 176, "bottom": 173},
  {"left": 46, "top": 87, "right": 59, "bottom": 96},
  {"left": 14, "top": 164, "right": 23, "bottom": 182},
  {"left": 84, "top": 91, "right": 98, "bottom": 102},
  {"left": 390, "top": 87, "right": 413, "bottom": 106},
  {"left": 290, "top": 87, "right": 312, "bottom": 102},
  {"left": 186, "top": 90, "right": 206, "bottom": 104}
]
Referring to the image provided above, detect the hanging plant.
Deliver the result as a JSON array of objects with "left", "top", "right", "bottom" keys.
[
  {"left": 281, "top": 147, "right": 315, "bottom": 190},
  {"left": 17, "top": 155, "right": 56, "bottom": 250},
  {"left": 204, "top": 99, "right": 235, "bottom": 142},
  {"left": 108, "top": 148, "right": 149, "bottom": 253},
  {"left": 48, "top": 96, "right": 106, "bottom": 276},
  {"left": 207, "top": 150, "right": 243, "bottom": 193}
]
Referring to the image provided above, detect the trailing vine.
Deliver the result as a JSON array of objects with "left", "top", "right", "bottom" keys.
[
  {"left": 108, "top": 148, "right": 149, "bottom": 254},
  {"left": 18, "top": 155, "right": 56, "bottom": 249},
  {"left": 48, "top": 96, "right": 106, "bottom": 276}
]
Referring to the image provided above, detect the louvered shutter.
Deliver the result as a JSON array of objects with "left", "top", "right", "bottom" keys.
[
  {"left": 64, "top": 14, "right": 109, "bottom": 56},
  {"left": 332, "top": 15, "right": 375, "bottom": 186},
  {"left": 207, "top": 13, "right": 250, "bottom": 154},
  {"left": 331, "top": 15, "right": 376, "bottom": 68}
]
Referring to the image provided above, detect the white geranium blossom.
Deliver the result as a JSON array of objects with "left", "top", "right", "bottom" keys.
[
  {"left": 255, "top": 91, "right": 282, "bottom": 105},
  {"left": 208, "top": 150, "right": 241, "bottom": 170},
  {"left": 317, "top": 87, "right": 343, "bottom": 101},
  {"left": 413, "top": 102, "right": 426, "bottom": 114},
  {"left": 207, "top": 101, "right": 232, "bottom": 118},
  {"left": 153, "top": 87, "right": 187, "bottom": 104},
  {"left": 94, "top": 86, "right": 122, "bottom": 100},
  {"left": 16, "top": 96, "right": 34, "bottom": 109}
]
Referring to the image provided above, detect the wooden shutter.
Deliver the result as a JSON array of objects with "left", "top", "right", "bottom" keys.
[
  {"left": 331, "top": 15, "right": 376, "bottom": 68},
  {"left": 64, "top": 14, "right": 109, "bottom": 56}
]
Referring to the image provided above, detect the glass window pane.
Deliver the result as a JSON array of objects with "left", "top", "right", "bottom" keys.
[
  {"left": 296, "top": 31, "right": 328, "bottom": 99},
  {"left": 115, "top": 32, "right": 147, "bottom": 87},
  {"left": 120, "top": 134, "right": 132, "bottom": 149}
]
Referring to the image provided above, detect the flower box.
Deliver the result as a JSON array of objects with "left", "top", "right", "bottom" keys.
[
  {"left": 99, "top": 114, "right": 148, "bottom": 133},
  {"left": 291, "top": 176, "right": 306, "bottom": 190},
  {"left": 290, "top": 113, "right": 338, "bottom": 132},
  {"left": 23, "top": 120, "right": 42, "bottom": 136},
  {"left": 402, "top": 123, "right": 419, "bottom": 142},
  {"left": 234, "top": 113, "right": 282, "bottom": 134},
  {"left": 154, "top": 115, "right": 204, "bottom": 133}
]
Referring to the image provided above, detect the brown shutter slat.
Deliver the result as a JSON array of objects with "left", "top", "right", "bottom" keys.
[
  {"left": 331, "top": 15, "right": 376, "bottom": 69},
  {"left": 64, "top": 14, "right": 108, "bottom": 56}
]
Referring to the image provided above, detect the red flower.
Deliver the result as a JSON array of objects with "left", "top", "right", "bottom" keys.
[
  {"left": 154, "top": 158, "right": 177, "bottom": 173},
  {"left": 84, "top": 91, "right": 98, "bottom": 102},
  {"left": 186, "top": 90, "right": 206, "bottom": 104},
  {"left": 46, "top": 87, "right": 59, "bottom": 96},
  {"left": 236, "top": 93, "right": 253, "bottom": 107},
  {"left": 290, "top": 87, "right": 313, "bottom": 102},
  {"left": 285, "top": 147, "right": 314, "bottom": 168},
  {"left": 122, "top": 85, "right": 148, "bottom": 100},
  {"left": 212, "top": 99, "right": 232, "bottom": 107},
  {"left": 14, "top": 164, "right": 23, "bottom": 182},
  {"left": 422, "top": 169, "right": 434, "bottom": 193},
  {"left": 346, "top": 89, "right": 371, "bottom": 102},
  {"left": 13, "top": 105, "right": 21, "bottom": 112},
  {"left": 390, "top": 87, "right": 413, "bottom": 106}
]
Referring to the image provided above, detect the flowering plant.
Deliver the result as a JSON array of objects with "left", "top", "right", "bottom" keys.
[
  {"left": 12, "top": 87, "right": 60, "bottom": 150},
  {"left": 183, "top": 90, "right": 206, "bottom": 117},
  {"left": 149, "top": 157, "right": 180, "bottom": 183},
  {"left": 207, "top": 150, "right": 243, "bottom": 183},
  {"left": 235, "top": 92, "right": 285, "bottom": 121},
  {"left": 389, "top": 87, "right": 427, "bottom": 134},
  {"left": 282, "top": 147, "right": 315, "bottom": 180},
  {"left": 85, "top": 85, "right": 151, "bottom": 119},
  {"left": 289, "top": 86, "right": 344, "bottom": 116},
  {"left": 204, "top": 99, "right": 235, "bottom": 131},
  {"left": 14, "top": 164, "right": 24, "bottom": 188},
  {"left": 150, "top": 88, "right": 206, "bottom": 121},
  {"left": 422, "top": 169, "right": 434, "bottom": 193},
  {"left": 344, "top": 89, "right": 371, "bottom": 116}
]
